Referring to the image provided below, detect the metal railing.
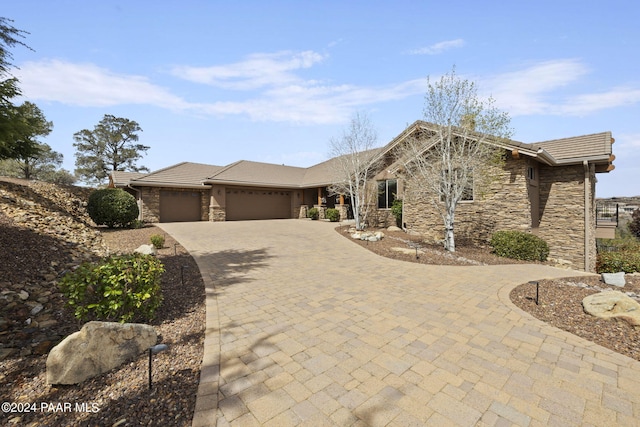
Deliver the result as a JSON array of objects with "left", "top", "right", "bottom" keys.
[{"left": 596, "top": 202, "right": 618, "bottom": 226}]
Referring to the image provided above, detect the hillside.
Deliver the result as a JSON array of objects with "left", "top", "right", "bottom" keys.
[
  {"left": 1, "top": 178, "right": 205, "bottom": 426},
  {"left": 0, "top": 177, "right": 108, "bottom": 358}
]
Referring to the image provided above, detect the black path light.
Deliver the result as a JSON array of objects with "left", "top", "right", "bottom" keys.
[
  {"left": 528, "top": 281, "right": 540, "bottom": 305},
  {"left": 148, "top": 344, "right": 169, "bottom": 390}
]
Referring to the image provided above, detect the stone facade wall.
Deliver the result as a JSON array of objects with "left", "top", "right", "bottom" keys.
[
  {"left": 139, "top": 187, "right": 160, "bottom": 223},
  {"left": 336, "top": 204, "right": 349, "bottom": 221},
  {"left": 199, "top": 191, "right": 209, "bottom": 221},
  {"left": 535, "top": 163, "right": 595, "bottom": 271},
  {"left": 400, "top": 155, "right": 596, "bottom": 271},
  {"left": 209, "top": 185, "right": 225, "bottom": 222},
  {"left": 402, "top": 155, "right": 532, "bottom": 245},
  {"left": 209, "top": 206, "right": 225, "bottom": 221},
  {"left": 369, "top": 207, "right": 395, "bottom": 228}
]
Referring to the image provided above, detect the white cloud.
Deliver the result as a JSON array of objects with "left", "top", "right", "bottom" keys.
[
  {"left": 17, "top": 59, "right": 190, "bottom": 110},
  {"left": 407, "top": 39, "right": 465, "bottom": 55},
  {"left": 193, "top": 78, "right": 425, "bottom": 124},
  {"left": 15, "top": 52, "right": 425, "bottom": 125},
  {"left": 484, "top": 59, "right": 640, "bottom": 117},
  {"left": 559, "top": 87, "right": 640, "bottom": 115},
  {"left": 171, "top": 50, "right": 327, "bottom": 90},
  {"left": 483, "top": 59, "right": 588, "bottom": 115}
]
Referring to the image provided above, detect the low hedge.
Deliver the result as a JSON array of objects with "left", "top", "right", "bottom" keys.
[
  {"left": 596, "top": 251, "right": 640, "bottom": 273},
  {"left": 490, "top": 230, "right": 549, "bottom": 262}
]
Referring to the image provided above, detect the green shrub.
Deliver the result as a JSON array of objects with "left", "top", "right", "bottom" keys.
[
  {"left": 391, "top": 199, "right": 403, "bottom": 227},
  {"left": 58, "top": 254, "right": 164, "bottom": 322},
  {"left": 490, "top": 230, "right": 549, "bottom": 261},
  {"left": 597, "top": 250, "right": 640, "bottom": 273},
  {"left": 326, "top": 208, "right": 340, "bottom": 222},
  {"left": 150, "top": 234, "right": 165, "bottom": 249},
  {"left": 87, "top": 188, "right": 139, "bottom": 228},
  {"left": 629, "top": 208, "right": 640, "bottom": 239},
  {"left": 307, "top": 207, "right": 319, "bottom": 220}
]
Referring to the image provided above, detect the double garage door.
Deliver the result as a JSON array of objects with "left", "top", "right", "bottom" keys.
[
  {"left": 159, "top": 188, "right": 292, "bottom": 222},
  {"left": 225, "top": 188, "right": 291, "bottom": 221},
  {"left": 159, "top": 190, "right": 201, "bottom": 223}
]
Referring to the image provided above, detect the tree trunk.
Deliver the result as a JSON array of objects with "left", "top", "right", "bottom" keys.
[{"left": 444, "top": 208, "right": 456, "bottom": 252}]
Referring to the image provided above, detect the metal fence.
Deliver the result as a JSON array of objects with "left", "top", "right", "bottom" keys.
[{"left": 596, "top": 202, "right": 618, "bottom": 225}]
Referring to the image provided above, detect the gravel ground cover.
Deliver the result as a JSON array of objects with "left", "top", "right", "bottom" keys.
[
  {"left": 0, "top": 180, "right": 205, "bottom": 427},
  {"left": 337, "top": 225, "right": 640, "bottom": 364}
]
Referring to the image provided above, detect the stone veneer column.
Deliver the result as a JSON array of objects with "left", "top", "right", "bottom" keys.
[
  {"left": 209, "top": 206, "right": 226, "bottom": 222},
  {"left": 336, "top": 204, "right": 349, "bottom": 221},
  {"left": 299, "top": 205, "right": 309, "bottom": 219},
  {"left": 314, "top": 205, "right": 327, "bottom": 220}
]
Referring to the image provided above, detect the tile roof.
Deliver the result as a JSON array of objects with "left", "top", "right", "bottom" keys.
[
  {"left": 111, "top": 171, "right": 146, "bottom": 187},
  {"left": 130, "top": 162, "right": 224, "bottom": 187},
  {"left": 117, "top": 122, "right": 614, "bottom": 189},
  {"left": 206, "top": 160, "right": 307, "bottom": 188},
  {"left": 532, "top": 132, "right": 613, "bottom": 164}
]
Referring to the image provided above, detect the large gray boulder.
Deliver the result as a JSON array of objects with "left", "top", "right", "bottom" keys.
[
  {"left": 601, "top": 272, "right": 626, "bottom": 287},
  {"left": 582, "top": 291, "right": 640, "bottom": 327},
  {"left": 46, "top": 321, "right": 157, "bottom": 385}
]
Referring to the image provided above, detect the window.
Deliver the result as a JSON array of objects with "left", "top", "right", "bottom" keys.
[
  {"left": 377, "top": 179, "right": 397, "bottom": 209},
  {"left": 461, "top": 181, "right": 474, "bottom": 201},
  {"left": 441, "top": 169, "right": 474, "bottom": 202}
]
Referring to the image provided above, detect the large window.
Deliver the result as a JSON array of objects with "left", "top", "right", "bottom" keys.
[
  {"left": 377, "top": 179, "right": 397, "bottom": 209},
  {"left": 441, "top": 169, "right": 474, "bottom": 202}
]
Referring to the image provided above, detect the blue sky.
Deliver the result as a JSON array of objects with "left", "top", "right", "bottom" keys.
[{"left": 4, "top": 0, "right": 639, "bottom": 196}]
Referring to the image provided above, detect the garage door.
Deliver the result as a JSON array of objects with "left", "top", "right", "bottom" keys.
[
  {"left": 226, "top": 188, "right": 291, "bottom": 221},
  {"left": 159, "top": 190, "right": 201, "bottom": 222}
]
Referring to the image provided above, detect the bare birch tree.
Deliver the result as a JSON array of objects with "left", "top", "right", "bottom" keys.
[
  {"left": 327, "top": 112, "right": 382, "bottom": 230},
  {"left": 397, "top": 67, "right": 512, "bottom": 252}
]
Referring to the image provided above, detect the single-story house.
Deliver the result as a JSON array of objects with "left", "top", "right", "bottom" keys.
[{"left": 110, "top": 120, "right": 615, "bottom": 272}]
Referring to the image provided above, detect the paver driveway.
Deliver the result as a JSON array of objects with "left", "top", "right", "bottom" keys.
[{"left": 158, "top": 220, "right": 640, "bottom": 427}]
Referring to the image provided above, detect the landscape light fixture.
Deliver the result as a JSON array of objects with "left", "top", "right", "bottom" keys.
[
  {"left": 528, "top": 281, "right": 540, "bottom": 305},
  {"left": 148, "top": 343, "right": 169, "bottom": 390}
]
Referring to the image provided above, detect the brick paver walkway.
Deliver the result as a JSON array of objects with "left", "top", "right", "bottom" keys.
[{"left": 158, "top": 220, "right": 640, "bottom": 427}]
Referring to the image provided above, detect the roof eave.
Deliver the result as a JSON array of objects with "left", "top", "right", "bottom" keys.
[
  {"left": 128, "top": 181, "right": 212, "bottom": 189},
  {"left": 203, "top": 179, "right": 302, "bottom": 189}
]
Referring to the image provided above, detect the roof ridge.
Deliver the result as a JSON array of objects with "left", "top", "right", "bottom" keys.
[
  {"left": 206, "top": 160, "right": 244, "bottom": 179},
  {"left": 131, "top": 161, "right": 190, "bottom": 181}
]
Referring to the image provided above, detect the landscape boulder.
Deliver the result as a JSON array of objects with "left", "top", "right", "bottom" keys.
[
  {"left": 351, "top": 231, "right": 385, "bottom": 242},
  {"left": 46, "top": 321, "right": 157, "bottom": 385},
  {"left": 601, "top": 272, "right": 626, "bottom": 287},
  {"left": 134, "top": 244, "right": 157, "bottom": 256},
  {"left": 582, "top": 291, "right": 640, "bottom": 327}
]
